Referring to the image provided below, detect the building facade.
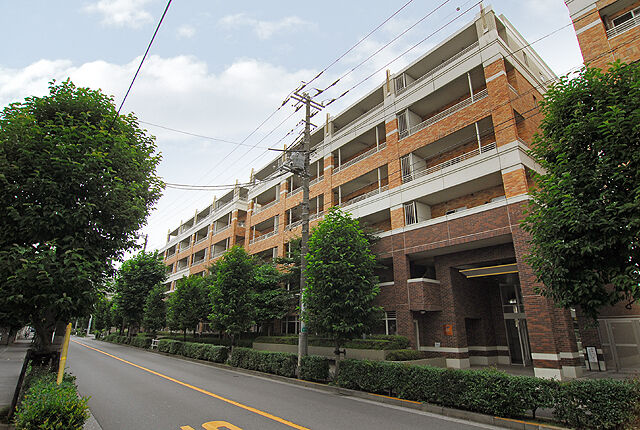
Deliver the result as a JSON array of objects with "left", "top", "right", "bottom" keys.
[
  {"left": 565, "top": 0, "right": 640, "bottom": 373},
  {"left": 158, "top": 6, "right": 612, "bottom": 379}
]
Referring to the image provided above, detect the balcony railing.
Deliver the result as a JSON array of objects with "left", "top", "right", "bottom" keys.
[
  {"left": 253, "top": 198, "right": 279, "bottom": 215},
  {"left": 212, "top": 224, "right": 231, "bottom": 235},
  {"left": 340, "top": 185, "right": 389, "bottom": 208},
  {"left": 396, "top": 41, "right": 480, "bottom": 96},
  {"left": 212, "top": 249, "right": 228, "bottom": 258},
  {"left": 289, "top": 187, "right": 302, "bottom": 196},
  {"left": 179, "top": 242, "right": 191, "bottom": 252},
  {"left": 310, "top": 175, "right": 324, "bottom": 186},
  {"left": 194, "top": 235, "right": 208, "bottom": 245},
  {"left": 191, "top": 257, "right": 206, "bottom": 266},
  {"left": 334, "top": 142, "right": 387, "bottom": 174},
  {"left": 250, "top": 229, "right": 279, "bottom": 244},
  {"left": 399, "top": 88, "right": 488, "bottom": 140},
  {"left": 402, "top": 142, "right": 497, "bottom": 183},
  {"left": 332, "top": 102, "right": 384, "bottom": 141},
  {"left": 606, "top": 15, "right": 640, "bottom": 38},
  {"left": 310, "top": 210, "right": 325, "bottom": 221},
  {"left": 285, "top": 219, "right": 303, "bottom": 231}
]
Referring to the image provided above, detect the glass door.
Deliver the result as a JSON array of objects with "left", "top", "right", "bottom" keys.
[{"left": 500, "top": 283, "right": 532, "bottom": 366}]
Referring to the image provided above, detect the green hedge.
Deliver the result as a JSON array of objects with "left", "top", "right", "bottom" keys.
[
  {"left": 181, "top": 342, "right": 229, "bottom": 363},
  {"left": 229, "top": 348, "right": 297, "bottom": 378},
  {"left": 253, "top": 335, "right": 410, "bottom": 350},
  {"left": 554, "top": 378, "right": 640, "bottom": 429},
  {"left": 158, "top": 339, "right": 184, "bottom": 355},
  {"left": 14, "top": 371, "right": 88, "bottom": 430},
  {"left": 156, "top": 333, "right": 254, "bottom": 348},
  {"left": 334, "top": 359, "right": 640, "bottom": 427},
  {"left": 299, "top": 355, "right": 330, "bottom": 382},
  {"left": 385, "top": 349, "right": 423, "bottom": 361},
  {"left": 129, "top": 336, "right": 152, "bottom": 349}
]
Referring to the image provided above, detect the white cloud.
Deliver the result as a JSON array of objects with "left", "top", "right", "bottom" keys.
[
  {"left": 177, "top": 24, "right": 196, "bottom": 39},
  {"left": 219, "top": 13, "right": 312, "bottom": 39},
  {"left": 84, "top": 0, "right": 153, "bottom": 28}
]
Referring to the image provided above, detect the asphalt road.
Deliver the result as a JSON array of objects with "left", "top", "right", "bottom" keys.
[{"left": 67, "top": 337, "right": 502, "bottom": 430}]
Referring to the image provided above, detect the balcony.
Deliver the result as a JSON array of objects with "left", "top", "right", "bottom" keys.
[
  {"left": 340, "top": 185, "right": 388, "bottom": 208},
  {"left": 607, "top": 14, "right": 640, "bottom": 38},
  {"left": 403, "top": 142, "right": 497, "bottom": 184},
  {"left": 334, "top": 143, "right": 386, "bottom": 174},
  {"left": 332, "top": 102, "right": 384, "bottom": 141},
  {"left": 399, "top": 88, "right": 488, "bottom": 140},
  {"left": 253, "top": 198, "right": 279, "bottom": 215},
  {"left": 212, "top": 224, "right": 231, "bottom": 235},
  {"left": 250, "top": 229, "right": 279, "bottom": 244},
  {"left": 396, "top": 41, "right": 480, "bottom": 96},
  {"left": 310, "top": 175, "right": 324, "bottom": 186}
]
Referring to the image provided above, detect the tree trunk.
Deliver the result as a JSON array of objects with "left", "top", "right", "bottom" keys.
[{"left": 183, "top": 329, "right": 186, "bottom": 342}]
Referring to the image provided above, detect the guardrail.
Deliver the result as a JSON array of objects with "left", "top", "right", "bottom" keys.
[
  {"left": 334, "top": 143, "right": 387, "bottom": 174},
  {"left": 396, "top": 41, "right": 480, "bottom": 96},
  {"left": 399, "top": 88, "right": 488, "bottom": 140},
  {"left": 310, "top": 175, "right": 324, "bottom": 186},
  {"left": 606, "top": 15, "right": 640, "bottom": 38},
  {"left": 402, "top": 142, "right": 497, "bottom": 183}
]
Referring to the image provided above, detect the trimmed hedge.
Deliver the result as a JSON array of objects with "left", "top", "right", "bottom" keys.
[
  {"left": 156, "top": 333, "right": 254, "bottom": 348},
  {"left": 181, "top": 342, "right": 229, "bottom": 363},
  {"left": 299, "top": 355, "right": 330, "bottom": 382},
  {"left": 229, "top": 347, "right": 297, "bottom": 378},
  {"left": 158, "top": 339, "right": 184, "bottom": 355},
  {"left": 14, "top": 371, "right": 88, "bottom": 430},
  {"left": 554, "top": 378, "right": 640, "bottom": 429},
  {"left": 129, "top": 336, "right": 152, "bottom": 349},
  {"left": 385, "top": 349, "right": 423, "bottom": 361},
  {"left": 253, "top": 335, "right": 410, "bottom": 350},
  {"left": 334, "top": 359, "right": 640, "bottom": 427}
]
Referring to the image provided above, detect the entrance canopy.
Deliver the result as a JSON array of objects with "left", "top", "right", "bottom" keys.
[{"left": 459, "top": 263, "right": 518, "bottom": 278}]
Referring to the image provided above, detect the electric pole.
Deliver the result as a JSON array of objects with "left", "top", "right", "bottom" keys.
[{"left": 288, "top": 90, "right": 323, "bottom": 369}]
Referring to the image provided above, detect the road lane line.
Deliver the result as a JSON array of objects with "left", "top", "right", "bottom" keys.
[{"left": 71, "top": 340, "right": 310, "bottom": 430}]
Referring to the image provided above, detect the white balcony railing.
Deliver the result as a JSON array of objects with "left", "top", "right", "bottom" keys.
[
  {"left": 289, "top": 187, "right": 302, "bottom": 196},
  {"left": 194, "top": 235, "right": 208, "bottom": 245},
  {"left": 179, "top": 242, "right": 191, "bottom": 252},
  {"left": 332, "top": 102, "right": 384, "bottom": 141},
  {"left": 310, "top": 175, "right": 324, "bottom": 186},
  {"left": 334, "top": 142, "right": 387, "bottom": 174},
  {"left": 399, "top": 88, "right": 488, "bottom": 140},
  {"left": 250, "top": 229, "right": 279, "bottom": 244},
  {"left": 606, "top": 15, "right": 640, "bottom": 38},
  {"left": 402, "top": 142, "right": 497, "bottom": 184},
  {"left": 253, "top": 199, "right": 279, "bottom": 215},
  {"left": 212, "top": 249, "right": 228, "bottom": 258},
  {"left": 212, "top": 224, "right": 231, "bottom": 235},
  {"left": 340, "top": 185, "right": 389, "bottom": 208},
  {"left": 310, "top": 211, "right": 325, "bottom": 221},
  {"left": 396, "top": 41, "right": 480, "bottom": 96},
  {"left": 285, "top": 219, "right": 304, "bottom": 231}
]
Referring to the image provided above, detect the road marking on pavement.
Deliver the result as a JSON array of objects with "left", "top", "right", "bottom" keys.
[
  {"left": 182, "top": 422, "right": 243, "bottom": 430},
  {"left": 71, "top": 340, "right": 310, "bottom": 430}
]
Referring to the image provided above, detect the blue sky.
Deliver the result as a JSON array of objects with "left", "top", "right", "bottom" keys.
[{"left": 0, "top": 0, "right": 583, "bottom": 253}]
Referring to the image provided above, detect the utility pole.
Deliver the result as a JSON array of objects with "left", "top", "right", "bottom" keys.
[{"left": 288, "top": 90, "right": 323, "bottom": 369}]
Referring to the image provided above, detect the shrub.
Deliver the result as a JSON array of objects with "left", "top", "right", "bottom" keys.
[
  {"left": 158, "top": 339, "right": 182, "bottom": 354},
  {"left": 253, "top": 335, "right": 410, "bottom": 350},
  {"left": 14, "top": 372, "right": 88, "bottom": 430},
  {"left": 299, "top": 355, "right": 330, "bottom": 382},
  {"left": 554, "top": 378, "right": 640, "bottom": 429},
  {"left": 200, "top": 344, "right": 229, "bottom": 363},
  {"left": 229, "top": 348, "right": 297, "bottom": 378},
  {"left": 129, "top": 336, "right": 151, "bottom": 349},
  {"left": 385, "top": 349, "right": 423, "bottom": 361}
]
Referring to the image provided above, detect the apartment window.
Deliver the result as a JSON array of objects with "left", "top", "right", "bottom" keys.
[
  {"left": 612, "top": 7, "right": 640, "bottom": 27},
  {"left": 404, "top": 202, "right": 417, "bottom": 225},
  {"left": 382, "top": 311, "right": 397, "bottom": 335},
  {"left": 397, "top": 110, "right": 408, "bottom": 135},
  {"left": 283, "top": 315, "right": 300, "bottom": 334},
  {"left": 394, "top": 75, "right": 406, "bottom": 93}
]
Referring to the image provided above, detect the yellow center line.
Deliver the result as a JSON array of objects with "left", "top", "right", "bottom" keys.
[{"left": 71, "top": 340, "right": 310, "bottom": 430}]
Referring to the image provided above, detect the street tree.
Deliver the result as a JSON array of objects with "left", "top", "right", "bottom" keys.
[
  {"left": 253, "top": 263, "right": 293, "bottom": 334},
  {"left": 304, "top": 208, "right": 382, "bottom": 364},
  {"left": 92, "top": 295, "right": 112, "bottom": 333},
  {"left": 209, "top": 246, "right": 255, "bottom": 345},
  {"left": 523, "top": 62, "right": 640, "bottom": 320},
  {"left": 0, "top": 80, "right": 163, "bottom": 351},
  {"left": 113, "top": 251, "right": 166, "bottom": 336},
  {"left": 143, "top": 284, "right": 167, "bottom": 335},
  {"left": 167, "top": 275, "right": 209, "bottom": 340}
]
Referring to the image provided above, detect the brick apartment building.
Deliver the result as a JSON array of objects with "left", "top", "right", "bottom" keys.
[
  {"left": 157, "top": 4, "right": 638, "bottom": 379},
  {"left": 564, "top": 0, "right": 640, "bottom": 374}
]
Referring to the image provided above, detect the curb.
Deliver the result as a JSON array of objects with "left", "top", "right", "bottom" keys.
[
  {"left": 84, "top": 409, "right": 103, "bottom": 430},
  {"left": 95, "top": 340, "right": 566, "bottom": 430}
]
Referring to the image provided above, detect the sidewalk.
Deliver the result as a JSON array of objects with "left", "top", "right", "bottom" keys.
[{"left": 0, "top": 340, "right": 30, "bottom": 411}]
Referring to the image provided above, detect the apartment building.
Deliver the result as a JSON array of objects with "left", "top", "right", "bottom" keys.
[
  {"left": 159, "top": 6, "right": 592, "bottom": 380},
  {"left": 565, "top": 0, "right": 640, "bottom": 373}
]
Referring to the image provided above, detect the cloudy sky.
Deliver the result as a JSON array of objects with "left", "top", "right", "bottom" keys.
[{"left": 0, "top": 0, "right": 583, "bottom": 254}]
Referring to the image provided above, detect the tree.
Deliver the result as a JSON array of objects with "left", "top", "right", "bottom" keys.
[
  {"left": 143, "top": 285, "right": 167, "bottom": 335},
  {"left": 523, "top": 62, "right": 640, "bottom": 320},
  {"left": 253, "top": 263, "right": 293, "bottom": 334},
  {"left": 304, "top": 208, "right": 382, "bottom": 362},
  {"left": 167, "top": 276, "right": 209, "bottom": 340},
  {"left": 113, "top": 251, "right": 166, "bottom": 336},
  {"left": 0, "top": 80, "right": 163, "bottom": 352},
  {"left": 209, "top": 246, "right": 255, "bottom": 345},
  {"left": 92, "top": 295, "right": 112, "bottom": 333}
]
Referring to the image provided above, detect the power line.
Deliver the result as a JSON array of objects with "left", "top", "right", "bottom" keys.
[
  {"left": 115, "top": 0, "right": 173, "bottom": 118},
  {"left": 140, "top": 120, "right": 270, "bottom": 149}
]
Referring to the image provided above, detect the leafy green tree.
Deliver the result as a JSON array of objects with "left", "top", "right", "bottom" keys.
[
  {"left": 143, "top": 284, "right": 167, "bottom": 335},
  {"left": 209, "top": 246, "right": 255, "bottom": 345},
  {"left": 276, "top": 237, "right": 301, "bottom": 294},
  {"left": 253, "top": 263, "right": 293, "bottom": 334},
  {"left": 0, "top": 80, "right": 162, "bottom": 351},
  {"left": 113, "top": 251, "right": 166, "bottom": 336},
  {"left": 167, "top": 276, "right": 209, "bottom": 340},
  {"left": 304, "top": 208, "right": 382, "bottom": 361},
  {"left": 523, "top": 62, "right": 640, "bottom": 319},
  {"left": 92, "top": 295, "right": 112, "bottom": 333}
]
